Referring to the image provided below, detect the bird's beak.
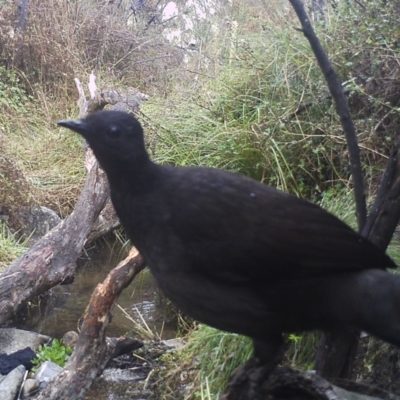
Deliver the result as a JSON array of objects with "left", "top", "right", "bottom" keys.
[{"left": 57, "top": 119, "right": 89, "bottom": 137}]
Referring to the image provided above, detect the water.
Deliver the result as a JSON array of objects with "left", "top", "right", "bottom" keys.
[{"left": 13, "top": 239, "right": 176, "bottom": 339}]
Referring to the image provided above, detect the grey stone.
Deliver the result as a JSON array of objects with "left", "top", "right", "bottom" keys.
[
  {"left": 0, "top": 328, "right": 51, "bottom": 354},
  {"left": 16, "top": 206, "right": 61, "bottom": 244},
  {"left": 110, "top": 102, "right": 134, "bottom": 113},
  {"left": 34, "top": 361, "right": 62, "bottom": 383},
  {"left": 162, "top": 338, "right": 186, "bottom": 351},
  {"left": 22, "top": 378, "right": 40, "bottom": 397},
  {"left": 0, "top": 365, "right": 26, "bottom": 400},
  {"left": 62, "top": 331, "right": 79, "bottom": 348},
  {"left": 333, "top": 386, "right": 383, "bottom": 400},
  {"left": 101, "top": 368, "right": 144, "bottom": 382}
]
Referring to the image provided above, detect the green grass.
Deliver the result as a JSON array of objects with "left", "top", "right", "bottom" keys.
[
  {"left": 158, "top": 325, "right": 252, "bottom": 399},
  {"left": 0, "top": 223, "right": 28, "bottom": 271},
  {"left": 386, "top": 239, "right": 400, "bottom": 267},
  {"left": 185, "top": 326, "right": 252, "bottom": 399}
]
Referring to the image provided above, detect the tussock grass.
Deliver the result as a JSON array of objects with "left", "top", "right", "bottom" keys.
[
  {"left": 184, "top": 326, "right": 252, "bottom": 398},
  {"left": 156, "top": 325, "right": 252, "bottom": 400}
]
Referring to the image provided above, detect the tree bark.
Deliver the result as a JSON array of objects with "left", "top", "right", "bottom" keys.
[
  {"left": 15, "top": 0, "right": 29, "bottom": 32},
  {"left": 314, "top": 329, "right": 359, "bottom": 379},
  {"left": 361, "top": 135, "right": 400, "bottom": 248},
  {"left": 86, "top": 200, "right": 120, "bottom": 244}
]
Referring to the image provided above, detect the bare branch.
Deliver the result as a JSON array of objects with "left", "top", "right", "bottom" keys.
[{"left": 288, "top": 0, "right": 367, "bottom": 231}]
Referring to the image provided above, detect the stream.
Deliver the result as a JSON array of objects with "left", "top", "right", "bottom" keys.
[{"left": 12, "top": 239, "right": 176, "bottom": 340}]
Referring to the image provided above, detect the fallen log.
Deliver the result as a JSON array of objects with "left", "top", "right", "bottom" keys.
[{"left": 221, "top": 364, "right": 400, "bottom": 400}]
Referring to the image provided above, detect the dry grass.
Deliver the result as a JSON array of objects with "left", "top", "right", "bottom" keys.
[{"left": 0, "top": 103, "right": 85, "bottom": 217}]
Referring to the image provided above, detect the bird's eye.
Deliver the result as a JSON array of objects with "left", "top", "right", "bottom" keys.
[{"left": 108, "top": 125, "right": 121, "bottom": 139}]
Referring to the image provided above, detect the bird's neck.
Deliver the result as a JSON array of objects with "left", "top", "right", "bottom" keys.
[{"left": 104, "top": 153, "right": 161, "bottom": 194}]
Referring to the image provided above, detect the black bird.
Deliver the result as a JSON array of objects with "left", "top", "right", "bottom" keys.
[{"left": 59, "top": 111, "right": 400, "bottom": 367}]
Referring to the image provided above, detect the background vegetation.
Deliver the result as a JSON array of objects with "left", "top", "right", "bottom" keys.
[{"left": 1, "top": 0, "right": 400, "bottom": 398}]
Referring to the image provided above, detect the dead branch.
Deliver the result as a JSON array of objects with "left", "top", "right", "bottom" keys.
[{"left": 34, "top": 248, "right": 146, "bottom": 400}]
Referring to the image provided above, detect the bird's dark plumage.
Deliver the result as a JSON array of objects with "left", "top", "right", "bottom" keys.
[{"left": 59, "top": 111, "right": 400, "bottom": 364}]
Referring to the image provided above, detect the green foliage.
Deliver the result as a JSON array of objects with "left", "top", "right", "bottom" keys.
[
  {"left": 286, "top": 332, "right": 320, "bottom": 371},
  {"left": 318, "top": 188, "right": 357, "bottom": 228},
  {"left": 187, "top": 326, "right": 252, "bottom": 399},
  {"left": 158, "top": 325, "right": 252, "bottom": 399},
  {"left": 0, "top": 67, "right": 32, "bottom": 113},
  {"left": 145, "top": 0, "right": 400, "bottom": 203},
  {"left": 144, "top": 12, "right": 347, "bottom": 200},
  {"left": 325, "top": 0, "right": 400, "bottom": 153},
  {"left": 31, "top": 339, "right": 73, "bottom": 371},
  {"left": 387, "top": 238, "right": 400, "bottom": 267}
]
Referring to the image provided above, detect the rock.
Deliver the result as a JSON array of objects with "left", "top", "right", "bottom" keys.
[
  {"left": 110, "top": 102, "right": 134, "bottom": 113},
  {"left": 16, "top": 206, "right": 61, "bottom": 245},
  {"left": 87, "top": 377, "right": 153, "bottom": 400},
  {"left": 62, "top": 331, "right": 79, "bottom": 348},
  {"left": 0, "top": 328, "right": 51, "bottom": 354},
  {"left": 162, "top": 338, "right": 186, "bottom": 351},
  {"left": 0, "top": 347, "right": 36, "bottom": 375},
  {"left": 0, "top": 365, "right": 26, "bottom": 400},
  {"left": 333, "top": 386, "right": 383, "bottom": 400},
  {"left": 101, "top": 368, "right": 147, "bottom": 382},
  {"left": 34, "top": 361, "right": 62, "bottom": 383},
  {"left": 22, "top": 378, "right": 40, "bottom": 398}
]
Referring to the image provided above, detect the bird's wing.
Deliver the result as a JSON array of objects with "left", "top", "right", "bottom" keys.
[{"left": 164, "top": 167, "right": 396, "bottom": 282}]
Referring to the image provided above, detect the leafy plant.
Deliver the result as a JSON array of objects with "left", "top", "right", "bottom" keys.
[
  {"left": 31, "top": 339, "right": 73, "bottom": 371},
  {"left": 0, "top": 66, "right": 32, "bottom": 113}
]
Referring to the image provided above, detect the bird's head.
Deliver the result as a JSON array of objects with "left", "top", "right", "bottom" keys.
[{"left": 58, "top": 110, "right": 149, "bottom": 173}]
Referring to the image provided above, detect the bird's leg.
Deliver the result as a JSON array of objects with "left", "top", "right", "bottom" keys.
[
  {"left": 253, "top": 335, "right": 286, "bottom": 365},
  {"left": 220, "top": 334, "right": 285, "bottom": 400}
]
